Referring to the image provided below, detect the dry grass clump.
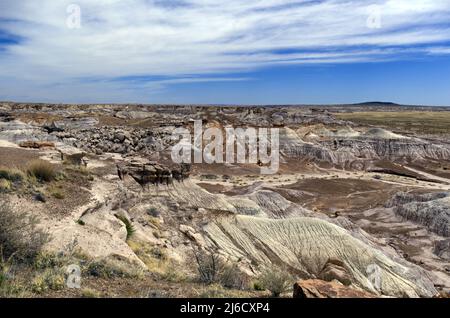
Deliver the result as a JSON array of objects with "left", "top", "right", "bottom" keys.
[
  {"left": 194, "top": 250, "right": 250, "bottom": 290},
  {"left": 0, "top": 179, "right": 11, "bottom": 192},
  {"left": 197, "top": 284, "right": 257, "bottom": 298},
  {"left": 31, "top": 268, "right": 66, "bottom": 294},
  {"left": 27, "top": 160, "right": 57, "bottom": 182},
  {"left": 257, "top": 266, "right": 293, "bottom": 297},
  {"left": 47, "top": 184, "right": 65, "bottom": 199},
  {"left": 0, "top": 199, "right": 49, "bottom": 262},
  {"left": 127, "top": 240, "right": 185, "bottom": 282},
  {"left": 0, "top": 167, "right": 25, "bottom": 183},
  {"left": 84, "top": 258, "right": 143, "bottom": 279},
  {"left": 0, "top": 199, "right": 50, "bottom": 297},
  {"left": 81, "top": 288, "right": 102, "bottom": 298}
]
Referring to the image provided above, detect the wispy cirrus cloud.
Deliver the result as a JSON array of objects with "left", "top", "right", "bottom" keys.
[{"left": 0, "top": 0, "right": 450, "bottom": 102}]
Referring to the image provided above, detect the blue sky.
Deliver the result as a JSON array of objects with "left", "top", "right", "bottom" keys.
[{"left": 1, "top": 0, "right": 450, "bottom": 105}]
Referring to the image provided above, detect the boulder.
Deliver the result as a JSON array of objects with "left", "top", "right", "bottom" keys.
[
  {"left": 318, "top": 258, "right": 352, "bottom": 286},
  {"left": 179, "top": 224, "right": 206, "bottom": 247},
  {"left": 114, "top": 130, "right": 128, "bottom": 143}
]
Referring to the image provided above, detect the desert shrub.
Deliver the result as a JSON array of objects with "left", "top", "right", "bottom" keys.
[
  {"left": 84, "top": 259, "right": 142, "bottom": 279},
  {"left": 0, "top": 256, "right": 27, "bottom": 298},
  {"left": 194, "top": 251, "right": 250, "bottom": 288},
  {"left": 34, "top": 192, "right": 47, "bottom": 203},
  {"left": 0, "top": 179, "right": 11, "bottom": 192},
  {"left": 115, "top": 215, "right": 135, "bottom": 240},
  {"left": 160, "top": 262, "right": 186, "bottom": 283},
  {"left": 253, "top": 281, "right": 265, "bottom": 291},
  {"left": 0, "top": 199, "right": 49, "bottom": 262},
  {"left": 128, "top": 240, "right": 172, "bottom": 276},
  {"left": 33, "top": 252, "right": 66, "bottom": 270},
  {"left": 194, "top": 250, "right": 225, "bottom": 285},
  {"left": 85, "top": 260, "right": 119, "bottom": 278},
  {"left": 31, "top": 268, "right": 65, "bottom": 294},
  {"left": 81, "top": 288, "right": 101, "bottom": 298},
  {"left": 50, "top": 189, "right": 65, "bottom": 199},
  {"left": 258, "top": 266, "right": 293, "bottom": 297},
  {"left": 0, "top": 167, "right": 24, "bottom": 183},
  {"left": 220, "top": 264, "right": 250, "bottom": 290},
  {"left": 27, "top": 160, "right": 57, "bottom": 182},
  {"left": 198, "top": 284, "right": 230, "bottom": 298},
  {"left": 147, "top": 207, "right": 160, "bottom": 218},
  {"left": 150, "top": 247, "right": 167, "bottom": 261},
  {"left": 198, "top": 284, "right": 251, "bottom": 298}
]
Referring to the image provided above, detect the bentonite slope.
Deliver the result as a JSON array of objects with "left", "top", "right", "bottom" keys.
[{"left": 204, "top": 215, "right": 437, "bottom": 297}]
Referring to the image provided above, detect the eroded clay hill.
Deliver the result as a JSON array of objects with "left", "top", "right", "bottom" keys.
[{"left": 0, "top": 102, "right": 449, "bottom": 298}]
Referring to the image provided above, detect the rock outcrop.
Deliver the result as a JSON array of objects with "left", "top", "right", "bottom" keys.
[
  {"left": 280, "top": 127, "right": 450, "bottom": 168},
  {"left": 0, "top": 120, "right": 55, "bottom": 143},
  {"left": 117, "top": 158, "right": 190, "bottom": 186},
  {"left": 293, "top": 279, "right": 376, "bottom": 298},
  {"left": 387, "top": 192, "right": 450, "bottom": 237},
  {"left": 434, "top": 239, "right": 450, "bottom": 260}
]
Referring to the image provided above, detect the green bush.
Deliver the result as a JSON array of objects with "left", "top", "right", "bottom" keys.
[{"left": 150, "top": 247, "right": 167, "bottom": 261}]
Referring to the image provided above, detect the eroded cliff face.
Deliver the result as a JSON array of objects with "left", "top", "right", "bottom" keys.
[
  {"left": 387, "top": 192, "right": 450, "bottom": 237},
  {"left": 280, "top": 128, "right": 450, "bottom": 168}
]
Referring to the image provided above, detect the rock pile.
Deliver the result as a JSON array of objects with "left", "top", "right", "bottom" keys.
[{"left": 53, "top": 127, "right": 173, "bottom": 156}]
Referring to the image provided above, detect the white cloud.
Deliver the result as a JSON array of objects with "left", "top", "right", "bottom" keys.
[
  {"left": 0, "top": 0, "right": 450, "bottom": 102},
  {"left": 427, "top": 46, "right": 450, "bottom": 55}
]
